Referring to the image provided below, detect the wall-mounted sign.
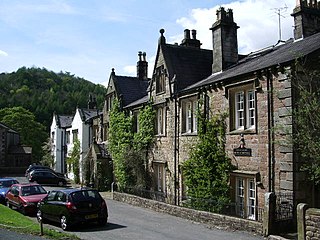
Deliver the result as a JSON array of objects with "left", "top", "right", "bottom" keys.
[{"left": 233, "top": 147, "right": 252, "bottom": 157}]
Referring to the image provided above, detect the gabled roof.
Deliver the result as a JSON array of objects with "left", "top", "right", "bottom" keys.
[
  {"left": 113, "top": 75, "right": 149, "bottom": 107},
  {"left": 56, "top": 115, "right": 73, "bottom": 128},
  {"left": 0, "top": 122, "right": 18, "bottom": 134},
  {"left": 78, "top": 109, "right": 100, "bottom": 122},
  {"left": 182, "top": 32, "right": 320, "bottom": 93},
  {"left": 160, "top": 44, "right": 212, "bottom": 91}
]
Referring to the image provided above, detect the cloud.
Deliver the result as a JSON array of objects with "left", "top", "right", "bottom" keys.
[
  {"left": 0, "top": 50, "right": 8, "bottom": 57},
  {"left": 174, "top": 0, "right": 295, "bottom": 54},
  {"left": 123, "top": 65, "right": 136, "bottom": 76}
]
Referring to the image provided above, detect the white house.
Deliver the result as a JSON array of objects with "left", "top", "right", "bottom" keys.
[
  {"left": 50, "top": 113, "right": 73, "bottom": 174},
  {"left": 66, "top": 107, "right": 100, "bottom": 180}
]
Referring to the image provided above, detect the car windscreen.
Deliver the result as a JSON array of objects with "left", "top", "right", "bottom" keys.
[
  {"left": 0, "top": 180, "right": 18, "bottom": 188},
  {"left": 21, "top": 185, "right": 47, "bottom": 196},
  {"left": 70, "top": 190, "right": 101, "bottom": 202}
]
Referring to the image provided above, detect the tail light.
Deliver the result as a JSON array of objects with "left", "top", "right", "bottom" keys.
[
  {"left": 66, "top": 202, "right": 77, "bottom": 212},
  {"left": 101, "top": 200, "right": 106, "bottom": 209}
]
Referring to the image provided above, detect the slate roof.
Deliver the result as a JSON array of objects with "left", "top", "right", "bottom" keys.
[
  {"left": 78, "top": 109, "right": 101, "bottom": 122},
  {"left": 56, "top": 115, "right": 73, "bottom": 128},
  {"left": 161, "top": 44, "right": 213, "bottom": 91},
  {"left": 0, "top": 122, "right": 18, "bottom": 133},
  {"left": 182, "top": 32, "right": 320, "bottom": 93},
  {"left": 113, "top": 75, "right": 149, "bottom": 107}
]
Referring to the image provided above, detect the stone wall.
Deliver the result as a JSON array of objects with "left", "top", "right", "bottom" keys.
[
  {"left": 113, "top": 191, "right": 263, "bottom": 235},
  {"left": 297, "top": 203, "right": 320, "bottom": 240}
]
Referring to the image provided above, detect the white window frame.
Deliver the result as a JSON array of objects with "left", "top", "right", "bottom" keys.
[
  {"left": 182, "top": 99, "right": 198, "bottom": 134},
  {"left": 232, "top": 86, "right": 256, "bottom": 131},
  {"left": 236, "top": 176, "right": 256, "bottom": 220},
  {"left": 154, "top": 163, "right": 165, "bottom": 192}
]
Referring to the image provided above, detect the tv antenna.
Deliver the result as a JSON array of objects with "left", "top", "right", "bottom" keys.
[{"left": 272, "top": 4, "right": 288, "bottom": 43}]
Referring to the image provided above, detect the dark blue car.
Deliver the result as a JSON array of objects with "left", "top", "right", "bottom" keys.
[{"left": 0, "top": 178, "right": 19, "bottom": 204}]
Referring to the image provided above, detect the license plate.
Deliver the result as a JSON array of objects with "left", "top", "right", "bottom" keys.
[{"left": 85, "top": 214, "right": 98, "bottom": 220}]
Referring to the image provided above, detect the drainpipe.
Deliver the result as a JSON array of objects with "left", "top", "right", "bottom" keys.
[
  {"left": 172, "top": 75, "right": 178, "bottom": 206},
  {"left": 267, "top": 69, "right": 275, "bottom": 193}
]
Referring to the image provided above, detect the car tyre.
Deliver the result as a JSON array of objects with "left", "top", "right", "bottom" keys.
[
  {"left": 19, "top": 205, "right": 26, "bottom": 215},
  {"left": 60, "top": 215, "right": 69, "bottom": 231},
  {"left": 98, "top": 218, "right": 107, "bottom": 226}
]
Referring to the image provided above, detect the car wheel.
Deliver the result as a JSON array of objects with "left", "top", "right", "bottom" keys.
[
  {"left": 98, "top": 218, "right": 107, "bottom": 226},
  {"left": 37, "top": 209, "right": 45, "bottom": 223},
  {"left": 58, "top": 181, "right": 64, "bottom": 187},
  {"left": 6, "top": 200, "right": 12, "bottom": 209},
  {"left": 60, "top": 215, "right": 69, "bottom": 230}
]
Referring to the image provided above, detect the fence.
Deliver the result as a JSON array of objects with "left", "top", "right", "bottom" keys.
[{"left": 120, "top": 187, "right": 264, "bottom": 222}]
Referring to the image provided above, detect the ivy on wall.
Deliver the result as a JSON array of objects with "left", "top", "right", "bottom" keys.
[
  {"left": 108, "top": 99, "right": 155, "bottom": 189},
  {"left": 182, "top": 110, "right": 233, "bottom": 212},
  {"left": 67, "top": 139, "right": 80, "bottom": 184}
]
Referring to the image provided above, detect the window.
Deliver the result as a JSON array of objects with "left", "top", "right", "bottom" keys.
[
  {"left": 66, "top": 131, "right": 70, "bottom": 144},
  {"left": 51, "top": 132, "right": 55, "bottom": 143},
  {"left": 155, "top": 66, "right": 166, "bottom": 94},
  {"left": 154, "top": 163, "right": 165, "bottom": 192},
  {"left": 133, "top": 111, "right": 139, "bottom": 133},
  {"left": 156, "top": 107, "right": 165, "bottom": 135},
  {"left": 230, "top": 85, "right": 256, "bottom": 131},
  {"left": 182, "top": 99, "right": 198, "bottom": 134},
  {"left": 72, "top": 129, "right": 78, "bottom": 142},
  {"left": 234, "top": 176, "right": 256, "bottom": 220}
]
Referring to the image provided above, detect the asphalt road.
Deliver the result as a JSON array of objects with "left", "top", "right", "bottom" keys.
[{"left": 3, "top": 176, "right": 265, "bottom": 240}]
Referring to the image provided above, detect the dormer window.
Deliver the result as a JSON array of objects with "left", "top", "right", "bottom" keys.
[{"left": 155, "top": 66, "right": 166, "bottom": 94}]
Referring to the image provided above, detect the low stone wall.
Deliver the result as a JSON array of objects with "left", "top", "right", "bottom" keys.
[
  {"left": 113, "top": 192, "right": 263, "bottom": 235},
  {"left": 297, "top": 203, "right": 320, "bottom": 240}
]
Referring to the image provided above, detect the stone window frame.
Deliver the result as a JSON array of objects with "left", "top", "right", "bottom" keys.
[
  {"left": 155, "top": 106, "right": 166, "bottom": 136},
  {"left": 228, "top": 82, "right": 257, "bottom": 134},
  {"left": 181, "top": 97, "right": 198, "bottom": 135},
  {"left": 155, "top": 65, "right": 166, "bottom": 94},
  {"left": 230, "top": 171, "right": 258, "bottom": 221}
]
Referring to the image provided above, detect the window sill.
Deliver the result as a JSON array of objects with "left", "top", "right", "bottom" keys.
[
  {"left": 156, "top": 91, "right": 165, "bottom": 96},
  {"left": 181, "top": 132, "right": 198, "bottom": 136},
  {"left": 228, "top": 128, "right": 256, "bottom": 135}
]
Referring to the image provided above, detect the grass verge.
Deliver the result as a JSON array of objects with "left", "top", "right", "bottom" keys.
[{"left": 0, "top": 204, "right": 79, "bottom": 239}]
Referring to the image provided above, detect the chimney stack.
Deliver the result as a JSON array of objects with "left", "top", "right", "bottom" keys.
[
  {"left": 210, "top": 7, "right": 239, "bottom": 74},
  {"left": 180, "top": 29, "right": 201, "bottom": 48},
  {"left": 291, "top": 0, "right": 320, "bottom": 40},
  {"left": 137, "top": 51, "right": 148, "bottom": 80}
]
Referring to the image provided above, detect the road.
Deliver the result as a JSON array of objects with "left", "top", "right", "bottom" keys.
[{"left": 7, "top": 176, "right": 265, "bottom": 240}]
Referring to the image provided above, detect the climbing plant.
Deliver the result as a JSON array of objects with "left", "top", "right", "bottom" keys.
[
  {"left": 108, "top": 99, "right": 155, "bottom": 190},
  {"left": 182, "top": 107, "right": 232, "bottom": 212},
  {"left": 108, "top": 98, "right": 133, "bottom": 189},
  {"left": 67, "top": 139, "right": 80, "bottom": 184}
]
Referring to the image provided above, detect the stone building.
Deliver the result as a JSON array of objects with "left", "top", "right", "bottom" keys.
[{"left": 102, "top": 0, "right": 320, "bottom": 225}]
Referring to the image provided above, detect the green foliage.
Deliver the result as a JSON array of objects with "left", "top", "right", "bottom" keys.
[
  {"left": 67, "top": 139, "right": 81, "bottom": 184},
  {"left": 108, "top": 99, "right": 155, "bottom": 189},
  {"left": 182, "top": 111, "right": 232, "bottom": 212},
  {"left": 291, "top": 62, "right": 320, "bottom": 184},
  {"left": 0, "top": 106, "right": 47, "bottom": 162},
  {"left": 0, "top": 67, "right": 106, "bottom": 130},
  {"left": 0, "top": 204, "right": 79, "bottom": 239},
  {"left": 40, "top": 138, "right": 54, "bottom": 167},
  {"left": 108, "top": 98, "right": 133, "bottom": 188}
]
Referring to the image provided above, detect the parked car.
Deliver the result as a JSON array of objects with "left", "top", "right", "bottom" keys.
[
  {"left": 28, "top": 170, "right": 68, "bottom": 186},
  {"left": 37, "top": 188, "right": 108, "bottom": 230},
  {"left": 0, "top": 178, "right": 19, "bottom": 204},
  {"left": 28, "top": 169, "right": 66, "bottom": 179},
  {"left": 5, "top": 183, "right": 48, "bottom": 215},
  {"left": 25, "top": 165, "right": 65, "bottom": 178}
]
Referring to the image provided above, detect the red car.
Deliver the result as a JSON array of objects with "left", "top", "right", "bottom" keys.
[{"left": 5, "top": 183, "right": 48, "bottom": 215}]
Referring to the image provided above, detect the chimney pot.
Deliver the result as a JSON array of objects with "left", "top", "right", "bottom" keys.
[
  {"left": 184, "top": 29, "right": 191, "bottom": 39},
  {"left": 191, "top": 29, "right": 197, "bottom": 39}
]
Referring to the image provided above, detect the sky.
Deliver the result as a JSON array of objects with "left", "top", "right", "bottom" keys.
[{"left": 0, "top": 0, "right": 296, "bottom": 87}]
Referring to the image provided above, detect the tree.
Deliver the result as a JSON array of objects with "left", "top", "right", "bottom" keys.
[
  {"left": 182, "top": 111, "right": 233, "bottom": 212},
  {"left": 67, "top": 139, "right": 80, "bottom": 184},
  {"left": 291, "top": 61, "right": 320, "bottom": 185},
  {"left": 0, "top": 106, "right": 47, "bottom": 162}
]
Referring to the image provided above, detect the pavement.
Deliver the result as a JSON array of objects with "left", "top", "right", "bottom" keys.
[{"left": 0, "top": 228, "right": 50, "bottom": 240}]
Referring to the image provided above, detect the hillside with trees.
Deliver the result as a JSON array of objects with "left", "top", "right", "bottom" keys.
[{"left": 0, "top": 67, "right": 106, "bottom": 129}]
